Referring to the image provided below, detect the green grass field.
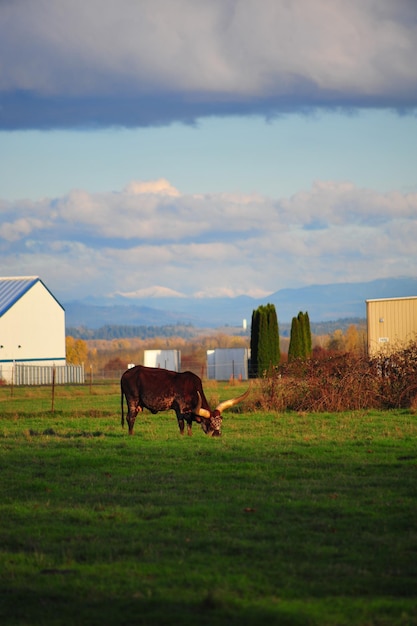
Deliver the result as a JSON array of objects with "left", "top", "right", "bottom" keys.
[{"left": 0, "top": 383, "right": 416, "bottom": 625}]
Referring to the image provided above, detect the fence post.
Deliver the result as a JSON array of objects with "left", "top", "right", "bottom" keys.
[{"left": 51, "top": 366, "right": 56, "bottom": 412}]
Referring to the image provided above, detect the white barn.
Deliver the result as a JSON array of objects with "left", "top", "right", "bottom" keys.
[{"left": 0, "top": 276, "right": 66, "bottom": 383}]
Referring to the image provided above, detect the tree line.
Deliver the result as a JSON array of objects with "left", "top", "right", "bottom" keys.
[
  {"left": 66, "top": 323, "right": 198, "bottom": 340},
  {"left": 67, "top": 318, "right": 365, "bottom": 343}
]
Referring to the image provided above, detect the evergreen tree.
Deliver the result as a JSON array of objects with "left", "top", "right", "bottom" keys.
[
  {"left": 289, "top": 311, "right": 312, "bottom": 360},
  {"left": 257, "top": 306, "right": 270, "bottom": 374},
  {"left": 266, "top": 303, "right": 280, "bottom": 367},
  {"left": 304, "top": 311, "right": 312, "bottom": 356},
  {"left": 250, "top": 303, "right": 280, "bottom": 376},
  {"left": 250, "top": 308, "right": 260, "bottom": 376},
  {"left": 288, "top": 316, "right": 301, "bottom": 361},
  {"left": 297, "top": 311, "right": 306, "bottom": 357}
]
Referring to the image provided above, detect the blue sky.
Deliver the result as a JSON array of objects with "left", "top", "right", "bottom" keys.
[
  {"left": 3, "top": 111, "right": 417, "bottom": 201},
  {"left": 1, "top": 0, "right": 417, "bottom": 302}
]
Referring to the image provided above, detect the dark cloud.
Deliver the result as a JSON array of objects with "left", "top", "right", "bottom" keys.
[
  {"left": 2, "top": 89, "right": 416, "bottom": 132},
  {"left": 1, "top": 0, "right": 417, "bottom": 130}
]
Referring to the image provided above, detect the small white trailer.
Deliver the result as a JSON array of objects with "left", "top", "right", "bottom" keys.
[{"left": 143, "top": 349, "right": 181, "bottom": 372}]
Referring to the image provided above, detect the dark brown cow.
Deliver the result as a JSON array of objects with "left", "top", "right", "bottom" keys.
[{"left": 120, "top": 365, "right": 250, "bottom": 436}]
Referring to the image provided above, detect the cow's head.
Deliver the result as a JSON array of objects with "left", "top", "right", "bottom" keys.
[
  {"left": 194, "top": 387, "right": 251, "bottom": 436},
  {"left": 199, "top": 409, "right": 223, "bottom": 437}
]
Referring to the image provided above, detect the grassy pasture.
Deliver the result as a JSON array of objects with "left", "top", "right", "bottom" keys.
[{"left": 0, "top": 382, "right": 416, "bottom": 625}]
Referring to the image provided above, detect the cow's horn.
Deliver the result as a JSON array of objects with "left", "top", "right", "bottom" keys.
[
  {"left": 195, "top": 390, "right": 211, "bottom": 419},
  {"left": 215, "top": 384, "right": 252, "bottom": 415}
]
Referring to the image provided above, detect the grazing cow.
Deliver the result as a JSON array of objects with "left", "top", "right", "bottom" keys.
[{"left": 120, "top": 365, "right": 250, "bottom": 436}]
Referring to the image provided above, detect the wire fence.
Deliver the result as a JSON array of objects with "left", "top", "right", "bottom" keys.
[
  {"left": 1, "top": 357, "right": 251, "bottom": 389},
  {"left": 91, "top": 359, "right": 250, "bottom": 383}
]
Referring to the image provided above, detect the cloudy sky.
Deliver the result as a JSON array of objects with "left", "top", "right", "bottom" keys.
[{"left": 1, "top": 0, "right": 417, "bottom": 302}]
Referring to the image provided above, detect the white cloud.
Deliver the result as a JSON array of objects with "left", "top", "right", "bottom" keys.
[
  {"left": 280, "top": 181, "right": 417, "bottom": 227},
  {"left": 0, "top": 217, "right": 45, "bottom": 242},
  {"left": 124, "top": 179, "right": 180, "bottom": 197},
  {"left": 1, "top": 178, "right": 416, "bottom": 300}
]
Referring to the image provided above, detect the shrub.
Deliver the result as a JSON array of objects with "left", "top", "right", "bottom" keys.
[
  {"left": 258, "top": 340, "right": 417, "bottom": 413},
  {"left": 103, "top": 357, "right": 126, "bottom": 374},
  {"left": 370, "top": 340, "right": 417, "bottom": 408}
]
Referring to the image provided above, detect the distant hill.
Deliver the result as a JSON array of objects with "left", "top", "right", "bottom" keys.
[{"left": 64, "top": 276, "right": 417, "bottom": 331}]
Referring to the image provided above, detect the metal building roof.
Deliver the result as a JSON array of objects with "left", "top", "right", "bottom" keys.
[{"left": 0, "top": 276, "right": 42, "bottom": 317}]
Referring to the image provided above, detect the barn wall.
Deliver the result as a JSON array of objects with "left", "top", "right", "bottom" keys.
[
  {"left": 366, "top": 296, "right": 417, "bottom": 357},
  {"left": 0, "top": 281, "right": 65, "bottom": 382}
]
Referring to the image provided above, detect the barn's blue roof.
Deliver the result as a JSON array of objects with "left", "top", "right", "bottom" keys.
[{"left": 0, "top": 276, "right": 64, "bottom": 317}]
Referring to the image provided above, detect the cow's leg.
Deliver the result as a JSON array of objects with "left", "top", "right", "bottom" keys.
[
  {"left": 177, "top": 416, "right": 185, "bottom": 435},
  {"left": 184, "top": 412, "right": 193, "bottom": 436},
  {"left": 174, "top": 408, "right": 187, "bottom": 435},
  {"left": 126, "top": 398, "right": 140, "bottom": 435}
]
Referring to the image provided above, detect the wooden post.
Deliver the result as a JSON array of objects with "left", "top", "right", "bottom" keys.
[{"left": 51, "top": 366, "right": 56, "bottom": 413}]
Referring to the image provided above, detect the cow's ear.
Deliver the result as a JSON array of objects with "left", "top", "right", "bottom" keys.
[{"left": 194, "top": 417, "right": 202, "bottom": 423}]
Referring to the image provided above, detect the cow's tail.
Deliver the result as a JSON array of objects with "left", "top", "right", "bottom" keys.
[{"left": 121, "top": 382, "right": 125, "bottom": 428}]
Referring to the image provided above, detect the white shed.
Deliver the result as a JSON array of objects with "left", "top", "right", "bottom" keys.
[
  {"left": 207, "top": 348, "right": 250, "bottom": 381},
  {"left": 143, "top": 349, "right": 181, "bottom": 372},
  {"left": 0, "top": 276, "right": 66, "bottom": 383}
]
